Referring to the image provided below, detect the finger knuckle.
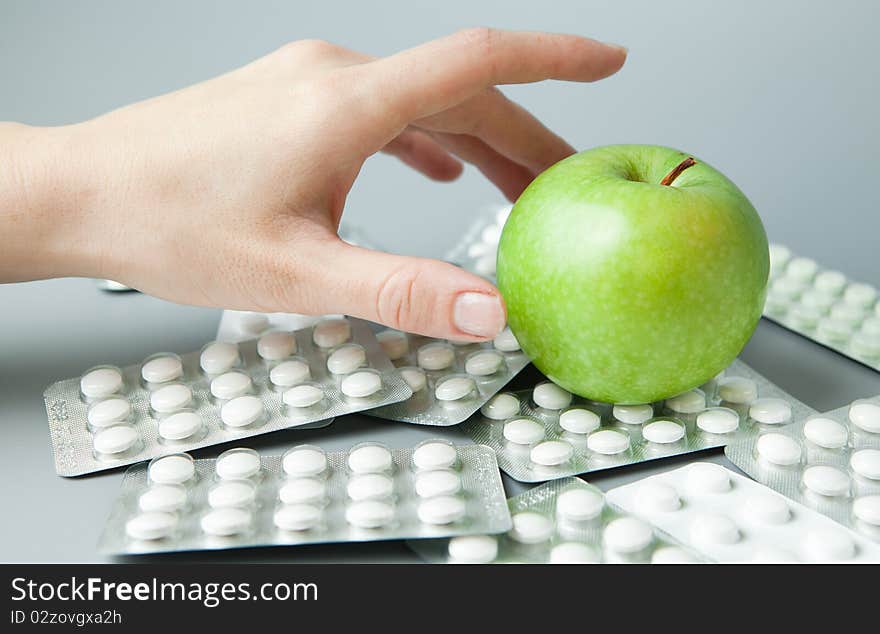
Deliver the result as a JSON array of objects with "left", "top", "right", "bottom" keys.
[
  {"left": 375, "top": 263, "right": 432, "bottom": 332},
  {"left": 455, "top": 27, "right": 497, "bottom": 79},
  {"left": 275, "top": 38, "right": 339, "bottom": 63}
]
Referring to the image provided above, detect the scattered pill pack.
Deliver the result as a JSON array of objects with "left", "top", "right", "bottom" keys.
[
  {"left": 45, "top": 317, "right": 412, "bottom": 476},
  {"left": 97, "top": 440, "right": 511, "bottom": 555},
  {"left": 364, "top": 326, "right": 530, "bottom": 426},
  {"left": 443, "top": 203, "right": 511, "bottom": 279},
  {"left": 408, "top": 476, "right": 704, "bottom": 563},
  {"left": 607, "top": 462, "right": 880, "bottom": 562},
  {"left": 765, "top": 243, "right": 880, "bottom": 370},
  {"left": 725, "top": 396, "right": 880, "bottom": 540},
  {"left": 459, "top": 359, "right": 814, "bottom": 482}
]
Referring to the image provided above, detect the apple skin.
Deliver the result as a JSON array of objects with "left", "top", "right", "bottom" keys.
[{"left": 497, "top": 145, "right": 768, "bottom": 404}]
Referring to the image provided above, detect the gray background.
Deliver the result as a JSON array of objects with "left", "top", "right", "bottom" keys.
[{"left": 1, "top": 0, "right": 878, "bottom": 562}]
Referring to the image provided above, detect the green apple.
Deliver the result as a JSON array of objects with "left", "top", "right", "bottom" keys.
[{"left": 497, "top": 145, "right": 768, "bottom": 403}]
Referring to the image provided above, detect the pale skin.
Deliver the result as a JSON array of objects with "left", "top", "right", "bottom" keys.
[{"left": 0, "top": 28, "right": 626, "bottom": 341}]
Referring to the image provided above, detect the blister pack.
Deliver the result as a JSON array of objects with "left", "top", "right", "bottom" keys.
[
  {"left": 607, "top": 462, "right": 880, "bottom": 562},
  {"left": 364, "top": 327, "right": 529, "bottom": 426},
  {"left": 45, "top": 317, "right": 412, "bottom": 476},
  {"left": 97, "top": 440, "right": 511, "bottom": 555},
  {"left": 725, "top": 396, "right": 880, "bottom": 540},
  {"left": 407, "top": 476, "right": 705, "bottom": 563},
  {"left": 765, "top": 243, "right": 880, "bottom": 370},
  {"left": 443, "top": 202, "right": 511, "bottom": 279},
  {"left": 459, "top": 359, "right": 814, "bottom": 482}
]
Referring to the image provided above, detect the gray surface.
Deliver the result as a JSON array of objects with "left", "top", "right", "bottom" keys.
[{"left": 1, "top": 0, "right": 878, "bottom": 562}]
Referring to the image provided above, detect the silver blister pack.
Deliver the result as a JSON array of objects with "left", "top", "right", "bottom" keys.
[
  {"left": 407, "top": 477, "right": 705, "bottom": 563},
  {"left": 460, "top": 358, "right": 815, "bottom": 482},
  {"left": 97, "top": 440, "right": 511, "bottom": 555},
  {"left": 365, "top": 327, "right": 530, "bottom": 426},
  {"left": 45, "top": 317, "right": 412, "bottom": 476},
  {"left": 725, "top": 396, "right": 880, "bottom": 541},
  {"left": 443, "top": 202, "right": 510, "bottom": 279},
  {"left": 608, "top": 462, "right": 880, "bottom": 562},
  {"left": 765, "top": 243, "right": 880, "bottom": 370}
]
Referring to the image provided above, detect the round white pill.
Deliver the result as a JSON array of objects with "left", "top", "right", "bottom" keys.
[
  {"left": 853, "top": 495, "right": 880, "bottom": 526},
  {"left": 816, "top": 317, "right": 854, "bottom": 342},
  {"left": 665, "top": 389, "right": 706, "bottom": 414},
  {"left": 149, "top": 454, "right": 194, "bottom": 484},
  {"left": 771, "top": 275, "right": 804, "bottom": 301},
  {"left": 559, "top": 408, "right": 601, "bottom": 435},
  {"left": 274, "top": 504, "right": 322, "bottom": 531},
  {"left": 415, "top": 470, "right": 461, "bottom": 498},
  {"left": 269, "top": 360, "right": 311, "bottom": 388},
  {"left": 642, "top": 419, "right": 686, "bottom": 444},
  {"left": 345, "top": 500, "right": 395, "bottom": 528},
  {"left": 201, "top": 508, "right": 251, "bottom": 536},
  {"left": 635, "top": 482, "right": 681, "bottom": 513},
  {"left": 800, "top": 289, "right": 836, "bottom": 312},
  {"left": 400, "top": 367, "right": 426, "bottom": 392},
  {"left": 448, "top": 535, "right": 497, "bottom": 563},
  {"left": 849, "top": 400, "right": 880, "bottom": 433},
  {"left": 830, "top": 302, "right": 865, "bottom": 326},
  {"left": 158, "top": 411, "right": 202, "bottom": 441},
  {"left": 87, "top": 398, "right": 131, "bottom": 428},
  {"left": 696, "top": 407, "right": 739, "bottom": 434},
  {"left": 412, "top": 441, "right": 458, "bottom": 470},
  {"left": 80, "top": 367, "right": 124, "bottom": 399},
  {"left": 749, "top": 398, "right": 792, "bottom": 425},
  {"left": 530, "top": 440, "right": 573, "bottom": 466},
  {"left": 348, "top": 444, "right": 392, "bottom": 474},
  {"left": 208, "top": 481, "right": 256, "bottom": 508},
  {"left": 126, "top": 512, "right": 177, "bottom": 541},
  {"left": 786, "top": 256, "right": 818, "bottom": 281},
  {"left": 503, "top": 418, "right": 545, "bottom": 445},
  {"left": 376, "top": 329, "right": 409, "bottom": 360},
  {"left": 465, "top": 350, "right": 503, "bottom": 376},
  {"left": 282, "top": 446, "right": 327, "bottom": 477},
  {"left": 279, "top": 478, "right": 327, "bottom": 505},
  {"left": 587, "top": 429, "right": 630, "bottom": 455},
  {"left": 200, "top": 341, "right": 240, "bottom": 374},
  {"left": 533, "top": 382, "right": 572, "bottom": 410},
  {"left": 417, "top": 343, "right": 455, "bottom": 371},
  {"left": 612, "top": 404, "right": 653, "bottom": 425},
  {"left": 210, "top": 371, "right": 252, "bottom": 401},
  {"left": 690, "top": 513, "right": 740, "bottom": 545},
  {"left": 803, "top": 465, "right": 850, "bottom": 497},
  {"left": 718, "top": 376, "right": 758, "bottom": 404},
  {"left": 480, "top": 393, "right": 520, "bottom": 420},
  {"left": 237, "top": 312, "right": 270, "bottom": 336},
  {"left": 493, "top": 327, "right": 521, "bottom": 352},
  {"left": 215, "top": 449, "right": 261, "bottom": 480},
  {"left": 757, "top": 433, "right": 802, "bottom": 466},
  {"left": 474, "top": 255, "right": 496, "bottom": 276},
  {"left": 418, "top": 496, "right": 466, "bottom": 525},
  {"left": 220, "top": 395, "right": 264, "bottom": 428},
  {"left": 814, "top": 270, "right": 847, "bottom": 295},
  {"left": 312, "top": 318, "right": 351, "bottom": 348},
  {"left": 327, "top": 345, "right": 366, "bottom": 375},
  {"left": 550, "top": 542, "right": 600, "bottom": 564},
  {"left": 844, "top": 282, "right": 877, "bottom": 308},
  {"left": 341, "top": 371, "right": 382, "bottom": 398},
  {"left": 138, "top": 485, "right": 187, "bottom": 513},
  {"left": 851, "top": 449, "right": 880, "bottom": 480},
  {"left": 686, "top": 463, "right": 731, "bottom": 495},
  {"left": 93, "top": 425, "right": 139, "bottom": 455},
  {"left": 257, "top": 331, "right": 296, "bottom": 361},
  {"left": 803, "top": 416, "right": 848, "bottom": 449},
  {"left": 804, "top": 529, "right": 854, "bottom": 561},
  {"left": 556, "top": 488, "right": 604, "bottom": 522},
  {"left": 509, "top": 512, "right": 554, "bottom": 544},
  {"left": 481, "top": 222, "right": 502, "bottom": 245},
  {"left": 604, "top": 517, "right": 653, "bottom": 554},
  {"left": 851, "top": 331, "right": 880, "bottom": 358},
  {"left": 768, "top": 243, "right": 791, "bottom": 272},
  {"left": 283, "top": 384, "right": 324, "bottom": 408},
  {"left": 149, "top": 383, "right": 192, "bottom": 413},
  {"left": 861, "top": 316, "right": 880, "bottom": 336},
  {"left": 744, "top": 494, "right": 791, "bottom": 525},
  {"left": 434, "top": 376, "right": 475, "bottom": 401},
  {"left": 651, "top": 547, "right": 698, "bottom": 564},
  {"left": 788, "top": 304, "right": 822, "bottom": 329},
  {"left": 141, "top": 355, "right": 183, "bottom": 384},
  {"left": 347, "top": 473, "right": 394, "bottom": 501}
]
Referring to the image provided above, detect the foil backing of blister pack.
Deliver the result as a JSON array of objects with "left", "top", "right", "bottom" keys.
[
  {"left": 407, "top": 477, "right": 705, "bottom": 563},
  {"left": 45, "top": 317, "right": 412, "bottom": 476},
  {"left": 725, "top": 396, "right": 880, "bottom": 540},
  {"left": 98, "top": 443, "right": 511, "bottom": 555},
  {"left": 460, "top": 359, "right": 815, "bottom": 482}
]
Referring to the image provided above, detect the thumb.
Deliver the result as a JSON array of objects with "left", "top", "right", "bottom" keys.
[{"left": 301, "top": 239, "right": 506, "bottom": 341}]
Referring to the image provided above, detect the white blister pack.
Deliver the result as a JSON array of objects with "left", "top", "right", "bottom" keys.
[
  {"left": 408, "top": 477, "right": 705, "bottom": 563},
  {"left": 725, "top": 396, "right": 880, "bottom": 540},
  {"left": 364, "top": 327, "right": 529, "bottom": 426},
  {"left": 45, "top": 317, "right": 412, "bottom": 476},
  {"left": 97, "top": 440, "right": 511, "bottom": 555},
  {"left": 607, "top": 462, "right": 880, "bottom": 562},
  {"left": 443, "top": 203, "right": 510, "bottom": 279},
  {"left": 765, "top": 243, "right": 880, "bottom": 370},
  {"left": 460, "top": 359, "right": 814, "bottom": 482}
]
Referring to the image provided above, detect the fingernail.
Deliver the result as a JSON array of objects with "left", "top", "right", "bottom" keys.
[
  {"left": 604, "top": 41, "right": 628, "bottom": 54},
  {"left": 453, "top": 292, "right": 506, "bottom": 338}
]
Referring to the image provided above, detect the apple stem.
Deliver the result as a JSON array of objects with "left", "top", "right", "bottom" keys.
[{"left": 660, "top": 157, "right": 698, "bottom": 186}]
